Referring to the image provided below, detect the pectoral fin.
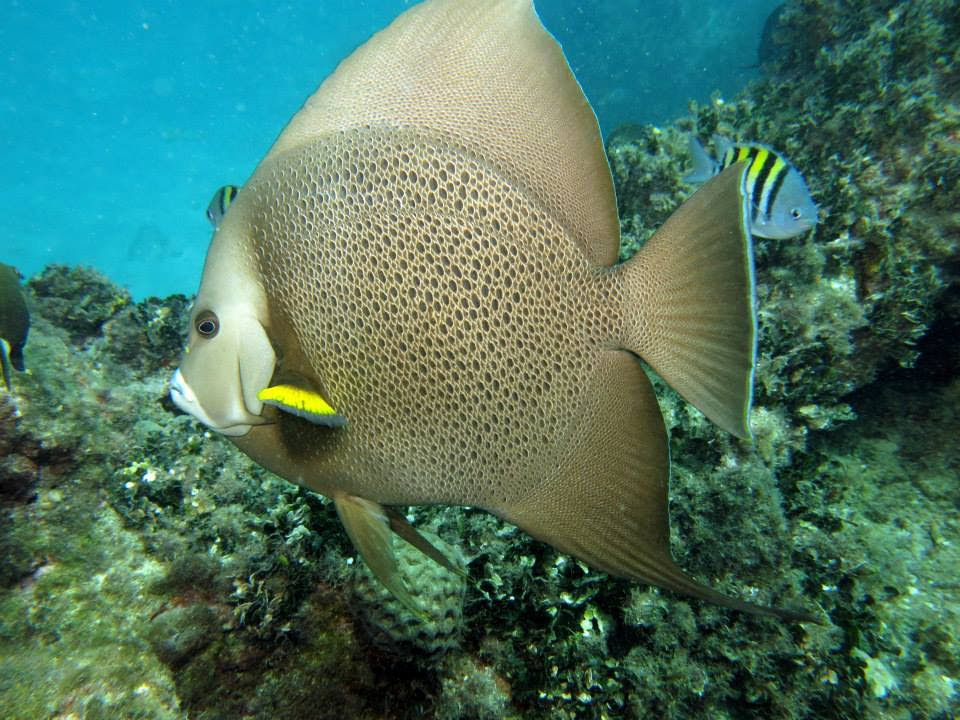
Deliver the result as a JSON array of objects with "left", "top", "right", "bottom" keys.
[
  {"left": 257, "top": 376, "right": 347, "bottom": 427},
  {"left": 334, "top": 494, "right": 421, "bottom": 616}
]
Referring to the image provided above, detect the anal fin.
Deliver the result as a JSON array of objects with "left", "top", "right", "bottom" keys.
[{"left": 501, "top": 350, "right": 814, "bottom": 622}]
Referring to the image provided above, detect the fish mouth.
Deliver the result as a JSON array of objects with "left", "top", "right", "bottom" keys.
[{"left": 169, "top": 369, "right": 253, "bottom": 437}]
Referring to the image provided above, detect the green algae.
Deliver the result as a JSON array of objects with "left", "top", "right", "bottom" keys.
[
  {"left": 0, "top": 487, "right": 180, "bottom": 719},
  {"left": 27, "top": 265, "right": 133, "bottom": 345},
  {"left": 610, "top": 0, "right": 959, "bottom": 421}
]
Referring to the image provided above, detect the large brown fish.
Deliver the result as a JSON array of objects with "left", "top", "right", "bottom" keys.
[{"left": 171, "top": 0, "right": 811, "bottom": 621}]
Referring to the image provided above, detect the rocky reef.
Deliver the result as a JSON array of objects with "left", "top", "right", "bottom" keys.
[{"left": 1, "top": 0, "right": 958, "bottom": 718}]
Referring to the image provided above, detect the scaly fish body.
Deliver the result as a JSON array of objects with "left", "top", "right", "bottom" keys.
[{"left": 234, "top": 129, "right": 616, "bottom": 508}]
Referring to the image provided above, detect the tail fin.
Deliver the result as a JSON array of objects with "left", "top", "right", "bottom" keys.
[
  {"left": 619, "top": 162, "right": 755, "bottom": 438},
  {"left": 682, "top": 135, "right": 718, "bottom": 183}
]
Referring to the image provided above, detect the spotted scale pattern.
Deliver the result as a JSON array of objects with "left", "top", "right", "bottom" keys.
[{"left": 243, "top": 127, "right": 626, "bottom": 510}]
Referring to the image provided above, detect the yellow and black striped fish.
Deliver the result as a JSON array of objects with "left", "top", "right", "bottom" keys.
[
  {"left": 685, "top": 135, "right": 817, "bottom": 239},
  {"left": 205, "top": 185, "right": 240, "bottom": 229}
]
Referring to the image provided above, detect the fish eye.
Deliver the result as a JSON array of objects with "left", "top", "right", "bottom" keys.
[
  {"left": 195, "top": 310, "right": 220, "bottom": 338},
  {"left": 790, "top": 207, "right": 803, "bottom": 220}
]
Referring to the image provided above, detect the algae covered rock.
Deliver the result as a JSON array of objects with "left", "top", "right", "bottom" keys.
[
  {"left": 25, "top": 265, "right": 188, "bottom": 377},
  {"left": 435, "top": 653, "right": 513, "bottom": 720},
  {"left": 0, "top": 393, "right": 42, "bottom": 505},
  {"left": 350, "top": 529, "right": 467, "bottom": 657},
  {"left": 595, "top": 3, "right": 960, "bottom": 718},
  {"left": 27, "top": 265, "right": 131, "bottom": 343},
  {"left": 147, "top": 603, "right": 221, "bottom": 670},
  {"left": 100, "top": 294, "right": 191, "bottom": 376}
]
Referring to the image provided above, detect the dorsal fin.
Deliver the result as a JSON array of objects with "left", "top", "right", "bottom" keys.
[{"left": 261, "top": 0, "right": 620, "bottom": 266}]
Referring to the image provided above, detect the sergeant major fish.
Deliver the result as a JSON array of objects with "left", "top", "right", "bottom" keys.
[
  {"left": 170, "top": 0, "right": 813, "bottom": 621},
  {"left": 206, "top": 185, "right": 240, "bottom": 228},
  {"left": 685, "top": 134, "right": 818, "bottom": 239}
]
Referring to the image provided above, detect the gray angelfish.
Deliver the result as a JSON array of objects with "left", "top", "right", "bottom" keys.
[{"left": 171, "top": 0, "right": 813, "bottom": 622}]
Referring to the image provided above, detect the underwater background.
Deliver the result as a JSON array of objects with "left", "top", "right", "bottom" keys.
[
  {"left": 3, "top": 0, "right": 780, "bottom": 300},
  {"left": 1, "top": 0, "right": 958, "bottom": 718}
]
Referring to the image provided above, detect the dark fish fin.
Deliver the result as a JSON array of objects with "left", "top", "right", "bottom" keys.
[
  {"left": 621, "top": 161, "right": 756, "bottom": 439},
  {"left": 711, "top": 134, "right": 736, "bottom": 159},
  {"left": 9, "top": 344, "right": 24, "bottom": 372},
  {"left": 384, "top": 507, "right": 469, "bottom": 580},
  {"left": 0, "top": 339, "right": 12, "bottom": 390},
  {"left": 257, "top": 373, "right": 347, "bottom": 427},
  {"left": 334, "top": 494, "right": 424, "bottom": 618},
  {"left": 501, "top": 350, "right": 814, "bottom": 622}
]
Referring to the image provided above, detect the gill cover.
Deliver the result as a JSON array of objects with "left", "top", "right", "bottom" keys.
[
  {"left": 171, "top": 310, "right": 275, "bottom": 435},
  {"left": 170, "top": 208, "right": 276, "bottom": 436}
]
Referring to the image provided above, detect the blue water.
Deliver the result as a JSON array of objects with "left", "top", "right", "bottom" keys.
[{"left": 1, "top": 0, "right": 780, "bottom": 299}]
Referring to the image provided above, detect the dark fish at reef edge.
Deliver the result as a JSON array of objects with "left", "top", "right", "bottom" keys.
[
  {"left": 757, "top": 3, "right": 788, "bottom": 66},
  {"left": 170, "top": 0, "right": 815, "bottom": 622},
  {"left": 0, "top": 263, "right": 29, "bottom": 391}
]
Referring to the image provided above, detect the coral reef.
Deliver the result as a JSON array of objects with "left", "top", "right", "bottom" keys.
[
  {"left": 27, "top": 265, "right": 132, "bottom": 344},
  {"left": 0, "top": 395, "right": 42, "bottom": 506},
  {"left": 1, "top": 0, "right": 958, "bottom": 718},
  {"left": 597, "top": 0, "right": 960, "bottom": 717}
]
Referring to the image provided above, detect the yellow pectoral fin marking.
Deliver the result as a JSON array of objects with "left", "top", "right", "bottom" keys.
[{"left": 257, "top": 384, "right": 347, "bottom": 427}]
